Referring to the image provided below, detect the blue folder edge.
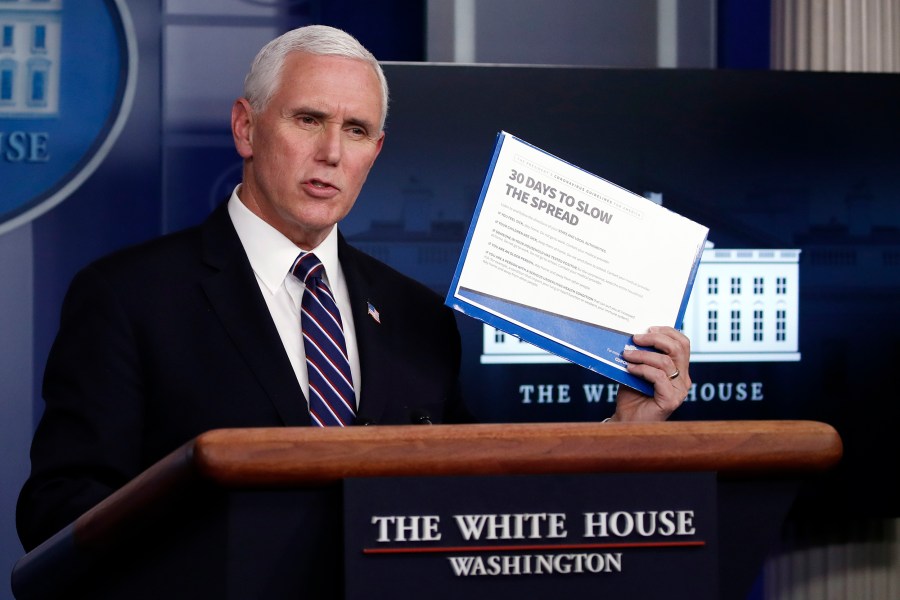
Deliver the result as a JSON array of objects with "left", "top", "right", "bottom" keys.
[{"left": 446, "top": 132, "right": 706, "bottom": 396}]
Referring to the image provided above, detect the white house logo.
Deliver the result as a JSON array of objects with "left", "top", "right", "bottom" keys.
[
  {"left": 0, "top": 0, "right": 136, "bottom": 235},
  {"left": 483, "top": 243, "right": 802, "bottom": 364}
]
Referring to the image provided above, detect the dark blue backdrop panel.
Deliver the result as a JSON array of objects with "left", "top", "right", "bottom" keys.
[
  {"left": 319, "top": 0, "right": 425, "bottom": 61},
  {"left": 363, "top": 66, "right": 899, "bottom": 518},
  {"left": 717, "top": 0, "right": 771, "bottom": 69}
]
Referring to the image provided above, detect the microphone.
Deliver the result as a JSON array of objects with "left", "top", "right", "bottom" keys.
[
  {"left": 410, "top": 409, "right": 433, "bottom": 425},
  {"left": 354, "top": 415, "right": 375, "bottom": 426}
]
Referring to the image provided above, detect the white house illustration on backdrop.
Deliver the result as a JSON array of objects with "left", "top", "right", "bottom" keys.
[{"left": 0, "top": 0, "right": 62, "bottom": 117}]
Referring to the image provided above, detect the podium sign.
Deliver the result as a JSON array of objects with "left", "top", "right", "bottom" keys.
[{"left": 344, "top": 472, "right": 717, "bottom": 600}]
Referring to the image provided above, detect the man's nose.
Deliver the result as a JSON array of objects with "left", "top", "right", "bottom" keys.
[{"left": 315, "top": 125, "right": 342, "bottom": 165}]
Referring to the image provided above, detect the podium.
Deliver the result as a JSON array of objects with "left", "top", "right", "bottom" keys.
[{"left": 11, "top": 420, "right": 841, "bottom": 599}]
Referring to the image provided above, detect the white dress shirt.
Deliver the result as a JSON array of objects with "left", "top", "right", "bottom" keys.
[{"left": 226, "top": 187, "right": 361, "bottom": 407}]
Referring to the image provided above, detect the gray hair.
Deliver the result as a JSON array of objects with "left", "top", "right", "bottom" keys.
[{"left": 243, "top": 25, "right": 389, "bottom": 132}]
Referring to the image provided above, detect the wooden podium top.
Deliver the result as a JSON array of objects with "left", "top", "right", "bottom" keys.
[
  {"left": 187, "top": 420, "right": 843, "bottom": 485},
  {"left": 75, "top": 420, "right": 841, "bottom": 544}
]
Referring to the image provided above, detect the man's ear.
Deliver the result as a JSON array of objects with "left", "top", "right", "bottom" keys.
[
  {"left": 369, "top": 130, "right": 385, "bottom": 165},
  {"left": 231, "top": 98, "right": 254, "bottom": 159},
  {"left": 375, "top": 130, "right": 385, "bottom": 153}
]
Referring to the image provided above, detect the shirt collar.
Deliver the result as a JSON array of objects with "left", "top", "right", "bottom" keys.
[{"left": 227, "top": 185, "right": 341, "bottom": 293}]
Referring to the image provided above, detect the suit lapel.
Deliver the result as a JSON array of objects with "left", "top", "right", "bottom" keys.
[
  {"left": 199, "top": 205, "right": 311, "bottom": 426},
  {"left": 339, "top": 236, "right": 396, "bottom": 424}
]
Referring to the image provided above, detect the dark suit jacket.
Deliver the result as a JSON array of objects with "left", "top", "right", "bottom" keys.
[{"left": 17, "top": 204, "right": 467, "bottom": 551}]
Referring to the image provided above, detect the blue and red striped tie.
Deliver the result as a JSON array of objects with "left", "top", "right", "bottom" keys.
[{"left": 291, "top": 253, "right": 356, "bottom": 426}]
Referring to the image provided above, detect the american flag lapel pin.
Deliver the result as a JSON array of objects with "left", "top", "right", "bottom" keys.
[{"left": 367, "top": 301, "right": 381, "bottom": 324}]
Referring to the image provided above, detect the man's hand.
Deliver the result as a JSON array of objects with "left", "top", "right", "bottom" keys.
[{"left": 610, "top": 326, "right": 691, "bottom": 422}]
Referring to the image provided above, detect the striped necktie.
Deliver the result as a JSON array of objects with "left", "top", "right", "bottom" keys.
[{"left": 291, "top": 252, "right": 356, "bottom": 426}]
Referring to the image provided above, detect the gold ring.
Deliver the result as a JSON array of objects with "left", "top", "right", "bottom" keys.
[{"left": 668, "top": 369, "right": 680, "bottom": 380}]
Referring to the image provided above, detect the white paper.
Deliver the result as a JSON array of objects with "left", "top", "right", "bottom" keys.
[{"left": 447, "top": 132, "right": 708, "bottom": 391}]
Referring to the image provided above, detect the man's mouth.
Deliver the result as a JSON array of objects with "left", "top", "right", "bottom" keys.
[{"left": 308, "top": 179, "right": 335, "bottom": 189}]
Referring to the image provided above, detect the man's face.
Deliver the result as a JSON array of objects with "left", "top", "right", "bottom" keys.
[{"left": 232, "top": 52, "right": 385, "bottom": 249}]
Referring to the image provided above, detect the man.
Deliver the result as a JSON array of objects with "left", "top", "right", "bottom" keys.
[{"left": 17, "top": 25, "right": 691, "bottom": 552}]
